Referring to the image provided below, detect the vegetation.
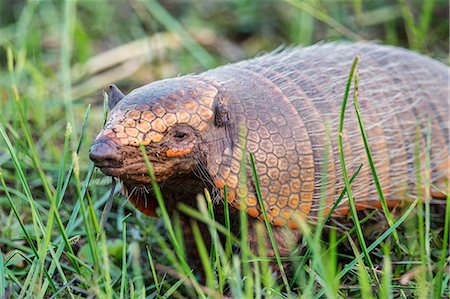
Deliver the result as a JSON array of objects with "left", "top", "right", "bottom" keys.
[{"left": 0, "top": 0, "right": 448, "bottom": 298}]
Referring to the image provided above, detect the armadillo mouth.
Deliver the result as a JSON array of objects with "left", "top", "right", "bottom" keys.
[
  {"left": 121, "top": 182, "right": 158, "bottom": 216},
  {"left": 98, "top": 160, "right": 170, "bottom": 184},
  {"left": 98, "top": 166, "right": 125, "bottom": 177}
]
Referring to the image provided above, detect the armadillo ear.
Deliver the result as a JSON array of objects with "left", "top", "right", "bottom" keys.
[
  {"left": 214, "top": 102, "right": 230, "bottom": 127},
  {"left": 213, "top": 101, "right": 235, "bottom": 150},
  {"left": 107, "top": 84, "right": 125, "bottom": 110}
]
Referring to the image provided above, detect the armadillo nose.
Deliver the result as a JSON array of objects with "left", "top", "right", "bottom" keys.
[{"left": 89, "top": 139, "right": 121, "bottom": 167}]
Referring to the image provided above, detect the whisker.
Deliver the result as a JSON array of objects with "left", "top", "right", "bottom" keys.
[{"left": 193, "top": 158, "right": 222, "bottom": 204}]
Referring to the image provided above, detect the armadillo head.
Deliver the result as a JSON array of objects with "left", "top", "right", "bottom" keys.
[{"left": 89, "top": 76, "right": 232, "bottom": 216}]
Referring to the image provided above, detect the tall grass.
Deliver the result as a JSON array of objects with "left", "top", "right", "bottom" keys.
[{"left": 1, "top": 0, "right": 449, "bottom": 298}]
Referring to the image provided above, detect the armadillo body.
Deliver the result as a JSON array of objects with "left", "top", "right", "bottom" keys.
[
  {"left": 91, "top": 42, "right": 449, "bottom": 231},
  {"left": 198, "top": 43, "right": 449, "bottom": 228}
]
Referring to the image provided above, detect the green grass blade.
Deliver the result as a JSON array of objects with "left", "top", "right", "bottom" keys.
[
  {"left": 203, "top": 192, "right": 219, "bottom": 275},
  {"left": 255, "top": 222, "right": 275, "bottom": 296},
  {"left": 296, "top": 214, "right": 337, "bottom": 298},
  {"left": 44, "top": 125, "right": 82, "bottom": 275},
  {"left": 9, "top": 74, "right": 54, "bottom": 200},
  {"left": 73, "top": 154, "right": 101, "bottom": 278},
  {"left": 204, "top": 191, "right": 225, "bottom": 294},
  {"left": 434, "top": 180, "right": 449, "bottom": 297},
  {"left": 99, "top": 178, "right": 117, "bottom": 233},
  {"left": 58, "top": 104, "right": 91, "bottom": 208},
  {"left": 172, "top": 213, "right": 186, "bottom": 262},
  {"left": 249, "top": 153, "right": 291, "bottom": 293},
  {"left": 338, "top": 56, "right": 378, "bottom": 283},
  {"left": 60, "top": 0, "right": 77, "bottom": 139},
  {"left": 423, "top": 119, "right": 433, "bottom": 278},
  {"left": 120, "top": 219, "right": 129, "bottom": 298},
  {"left": 380, "top": 244, "right": 393, "bottom": 299},
  {"left": 418, "top": 0, "right": 435, "bottom": 47},
  {"left": 347, "top": 233, "right": 375, "bottom": 299},
  {"left": 284, "top": 0, "right": 363, "bottom": 41},
  {"left": 414, "top": 123, "right": 427, "bottom": 274},
  {"left": 323, "top": 229, "right": 339, "bottom": 297},
  {"left": 0, "top": 247, "right": 5, "bottom": 298},
  {"left": 86, "top": 192, "right": 101, "bottom": 237},
  {"left": 314, "top": 118, "right": 331, "bottom": 229},
  {"left": 141, "top": 0, "right": 216, "bottom": 68},
  {"left": 398, "top": 0, "right": 419, "bottom": 49},
  {"left": 162, "top": 277, "right": 186, "bottom": 299},
  {"left": 130, "top": 242, "right": 144, "bottom": 297},
  {"left": 223, "top": 185, "right": 233, "bottom": 257},
  {"left": 146, "top": 245, "right": 160, "bottom": 295},
  {"left": 191, "top": 220, "right": 215, "bottom": 288},
  {"left": 100, "top": 232, "right": 113, "bottom": 298},
  {"left": 291, "top": 163, "right": 363, "bottom": 288},
  {"left": 139, "top": 146, "right": 206, "bottom": 298},
  {"left": 352, "top": 71, "right": 402, "bottom": 251},
  {"left": 236, "top": 126, "right": 255, "bottom": 298},
  {"left": 139, "top": 146, "right": 180, "bottom": 253}
]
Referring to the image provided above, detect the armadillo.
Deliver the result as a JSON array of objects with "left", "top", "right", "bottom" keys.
[{"left": 90, "top": 42, "right": 449, "bottom": 259}]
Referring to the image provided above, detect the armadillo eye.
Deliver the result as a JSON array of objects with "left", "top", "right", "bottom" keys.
[{"left": 174, "top": 131, "right": 187, "bottom": 139}]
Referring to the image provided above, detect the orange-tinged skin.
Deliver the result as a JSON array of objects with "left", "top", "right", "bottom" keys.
[
  {"left": 166, "top": 147, "right": 192, "bottom": 158},
  {"left": 214, "top": 180, "right": 225, "bottom": 189}
]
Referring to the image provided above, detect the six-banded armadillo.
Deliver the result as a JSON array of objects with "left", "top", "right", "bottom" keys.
[{"left": 90, "top": 42, "right": 449, "bottom": 261}]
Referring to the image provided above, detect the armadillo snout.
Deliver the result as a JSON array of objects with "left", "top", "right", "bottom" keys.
[{"left": 89, "top": 138, "right": 122, "bottom": 169}]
